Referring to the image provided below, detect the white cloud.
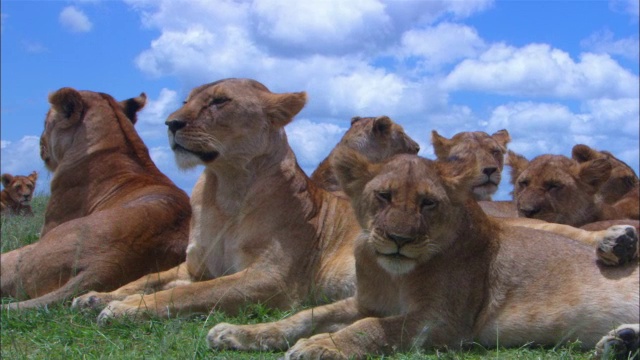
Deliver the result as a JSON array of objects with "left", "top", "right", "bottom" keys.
[
  {"left": 610, "top": 0, "right": 639, "bottom": 17},
  {"left": 285, "top": 119, "right": 346, "bottom": 172},
  {"left": 22, "top": 41, "right": 48, "bottom": 54},
  {"left": 1, "top": 13, "right": 7, "bottom": 33},
  {"left": 443, "top": 43, "right": 639, "bottom": 100},
  {"left": 59, "top": 6, "right": 93, "bottom": 33},
  {"left": 581, "top": 29, "right": 639, "bottom": 61}
]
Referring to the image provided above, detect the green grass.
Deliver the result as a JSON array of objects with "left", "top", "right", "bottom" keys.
[{"left": 0, "top": 195, "right": 601, "bottom": 359}]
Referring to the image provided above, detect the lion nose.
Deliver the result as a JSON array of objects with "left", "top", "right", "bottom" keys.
[
  {"left": 165, "top": 119, "right": 186, "bottom": 134},
  {"left": 519, "top": 207, "right": 541, "bottom": 218},
  {"left": 387, "top": 233, "right": 414, "bottom": 247},
  {"left": 483, "top": 167, "right": 498, "bottom": 176}
]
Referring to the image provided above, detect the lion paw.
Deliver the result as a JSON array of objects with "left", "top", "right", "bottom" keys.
[
  {"left": 595, "top": 324, "right": 639, "bottom": 360},
  {"left": 71, "top": 291, "right": 117, "bottom": 310},
  {"left": 285, "top": 334, "right": 347, "bottom": 360},
  {"left": 208, "top": 322, "right": 289, "bottom": 351},
  {"left": 597, "top": 225, "right": 639, "bottom": 266},
  {"left": 96, "top": 296, "right": 149, "bottom": 326}
]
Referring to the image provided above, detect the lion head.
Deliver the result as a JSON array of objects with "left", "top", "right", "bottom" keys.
[
  {"left": 1, "top": 171, "right": 38, "bottom": 215},
  {"left": 40, "top": 88, "right": 147, "bottom": 172},
  {"left": 332, "top": 149, "right": 477, "bottom": 275},
  {"left": 507, "top": 151, "right": 612, "bottom": 226},
  {"left": 431, "top": 129, "right": 510, "bottom": 201},
  {"left": 311, "top": 115, "right": 420, "bottom": 192},
  {"left": 165, "top": 78, "right": 307, "bottom": 170},
  {"left": 572, "top": 144, "right": 639, "bottom": 204}
]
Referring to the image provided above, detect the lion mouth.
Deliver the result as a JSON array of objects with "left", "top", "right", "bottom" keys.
[
  {"left": 172, "top": 144, "right": 219, "bottom": 163},
  {"left": 376, "top": 251, "right": 411, "bottom": 260}
]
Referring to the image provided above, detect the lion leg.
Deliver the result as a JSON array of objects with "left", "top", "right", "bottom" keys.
[
  {"left": 595, "top": 324, "right": 639, "bottom": 360},
  {"left": 96, "top": 267, "right": 291, "bottom": 324},
  {"left": 595, "top": 226, "right": 639, "bottom": 266},
  {"left": 72, "top": 263, "right": 190, "bottom": 310},
  {"left": 285, "top": 314, "right": 425, "bottom": 360},
  {"left": 2, "top": 272, "right": 96, "bottom": 310},
  {"left": 208, "top": 297, "right": 361, "bottom": 352}
]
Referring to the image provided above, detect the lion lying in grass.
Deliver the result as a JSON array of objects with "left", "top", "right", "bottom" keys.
[
  {"left": 1, "top": 88, "right": 190, "bottom": 310},
  {"left": 209, "top": 150, "right": 639, "bottom": 360},
  {"left": 1, "top": 171, "right": 38, "bottom": 216}
]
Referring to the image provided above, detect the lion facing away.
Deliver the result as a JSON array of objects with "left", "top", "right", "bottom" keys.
[
  {"left": 208, "top": 151, "right": 639, "bottom": 360},
  {"left": 1, "top": 88, "right": 190, "bottom": 310},
  {"left": 72, "top": 78, "right": 363, "bottom": 322},
  {"left": 572, "top": 144, "right": 639, "bottom": 221},
  {"left": 1, "top": 171, "right": 38, "bottom": 216},
  {"left": 311, "top": 115, "right": 419, "bottom": 192}
]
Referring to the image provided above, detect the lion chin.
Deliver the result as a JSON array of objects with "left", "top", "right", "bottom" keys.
[
  {"left": 376, "top": 253, "right": 416, "bottom": 275},
  {"left": 172, "top": 144, "right": 218, "bottom": 169}
]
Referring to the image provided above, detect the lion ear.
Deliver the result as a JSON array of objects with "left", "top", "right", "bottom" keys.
[
  {"left": 372, "top": 116, "right": 392, "bottom": 136},
  {"left": 1, "top": 174, "right": 13, "bottom": 188},
  {"left": 350, "top": 116, "right": 363, "bottom": 126},
  {"left": 436, "top": 160, "right": 477, "bottom": 203},
  {"left": 571, "top": 144, "right": 599, "bottom": 163},
  {"left": 28, "top": 171, "right": 38, "bottom": 182},
  {"left": 578, "top": 158, "right": 611, "bottom": 192},
  {"left": 332, "top": 147, "right": 381, "bottom": 200},
  {"left": 506, "top": 150, "right": 529, "bottom": 186},
  {"left": 265, "top": 91, "right": 307, "bottom": 127},
  {"left": 491, "top": 129, "right": 511, "bottom": 147},
  {"left": 431, "top": 130, "right": 451, "bottom": 160},
  {"left": 119, "top": 93, "right": 147, "bottom": 125},
  {"left": 49, "top": 87, "right": 85, "bottom": 129}
]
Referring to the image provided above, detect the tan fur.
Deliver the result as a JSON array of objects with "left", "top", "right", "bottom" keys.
[
  {"left": 507, "top": 150, "right": 635, "bottom": 226},
  {"left": 72, "top": 79, "right": 362, "bottom": 322},
  {"left": 431, "top": 129, "right": 510, "bottom": 201},
  {"left": 1, "top": 171, "right": 38, "bottom": 216},
  {"left": 208, "top": 152, "right": 639, "bottom": 359},
  {"left": 572, "top": 144, "right": 639, "bottom": 220},
  {"left": 1, "top": 88, "right": 190, "bottom": 310},
  {"left": 311, "top": 116, "right": 419, "bottom": 193}
]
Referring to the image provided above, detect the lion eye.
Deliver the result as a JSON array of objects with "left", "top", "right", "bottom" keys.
[
  {"left": 491, "top": 149, "right": 502, "bottom": 157},
  {"left": 375, "top": 191, "right": 392, "bottom": 203},
  {"left": 518, "top": 180, "right": 529, "bottom": 188},
  {"left": 545, "top": 182, "right": 562, "bottom": 191},
  {"left": 420, "top": 198, "right": 437, "bottom": 210},
  {"left": 209, "top": 97, "right": 230, "bottom": 107}
]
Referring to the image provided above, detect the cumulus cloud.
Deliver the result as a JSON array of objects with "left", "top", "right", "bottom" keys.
[
  {"left": 136, "top": 88, "right": 180, "bottom": 140},
  {"left": 610, "top": 0, "right": 639, "bottom": 17},
  {"left": 443, "top": 43, "right": 639, "bottom": 100},
  {"left": 285, "top": 119, "right": 346, "bottom": 173},
  {"left": 581, "top": 29, "right": 639, "bottom": 61},
  {"left": 59, "top": 6, "right": 93, "bottom": 33}
]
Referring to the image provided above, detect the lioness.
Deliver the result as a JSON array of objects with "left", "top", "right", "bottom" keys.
[
  {"left": 72, "top": 79, "right": 362, "bottom": 322},
  {"left": 572, "top": 144, "right": 639, "bottom": 220},
  {"left": 1, "top": 171, "right": 38, "bottom": 216},
  {"left": 508, "top": 150, "right": 635, "bottom": 227},
  {"left": 431, "top": 129, "right": 510, "bottom": 201},
  {"left": 208, "top": 151, "right": 639, "bottom": 360},
  {"left": 311, "top": 115, "right": 419, "bottom": 192},
  {"left": 1, "top": 88, "right": 190, "bottom": 310}
]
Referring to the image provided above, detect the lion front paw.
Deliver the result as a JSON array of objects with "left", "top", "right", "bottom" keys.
[
  {"left": 597, "top": 225, "right": 639, "bottom": 266},
  {"left": 208, "top": 322, "right": 290, "bottom": 352},
  {"left": 96, "top": 295, "right": 150, "bottom": 325},
  {"left": 595, "top": 324, "right": 639, "bottom": 360},
  {"left": 285, "top": 334, "right": 348, "bottom": 360},
  {"left": 71, "top": 291, "right": 118, "bottom": 310}
]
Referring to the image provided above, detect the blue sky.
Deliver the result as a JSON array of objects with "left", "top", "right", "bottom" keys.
[{"left": 1, "top": 0, "right": 638, "bottom": 201}]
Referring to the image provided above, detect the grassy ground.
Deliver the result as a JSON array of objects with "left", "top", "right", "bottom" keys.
[{"left": 0, "top": 195, "right": 604, "bottom": 359}]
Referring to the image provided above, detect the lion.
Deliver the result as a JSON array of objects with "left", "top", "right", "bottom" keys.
[
  {"left": 507, "top": 150, "right": 636, "bottom": 227},
  {"left": 572, "top": 144, "right": 639, "bottom": 220},
  {"left": 1, "top": 88, "right": 190, "bottom": 310},
  {"left": 208, "top": 151, "right": 639, "bottom": 360},
  {"left": 311, "top": 115, "right": 419, "bottom": 192},
  {"left": 71, "top": 78, "right": 363, "bottom": 322},
  {"left": 1, "top": 171, "right": 38, "bottom": 216},
  {"left": 431, "top": 129, "right": 510, "bottom": 201}
]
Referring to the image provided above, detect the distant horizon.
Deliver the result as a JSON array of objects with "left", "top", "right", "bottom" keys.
[{"left": 2, "top": 0, "right": 638, "bottom": 201}]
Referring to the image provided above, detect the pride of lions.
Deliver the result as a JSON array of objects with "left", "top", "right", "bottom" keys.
[{"left": 1, "top": 78, "right": 638, "bottom": 360}]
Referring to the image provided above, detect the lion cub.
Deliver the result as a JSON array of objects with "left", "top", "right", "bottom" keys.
[
  {"left": 1, "top": 171, "right": 38, "bottom": 216},
  {"left": 311, "top": 115, "right": 420, "bottom": 193},
  {"left": 209, "top": 151, "right": 639, "bottom": 360}
]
